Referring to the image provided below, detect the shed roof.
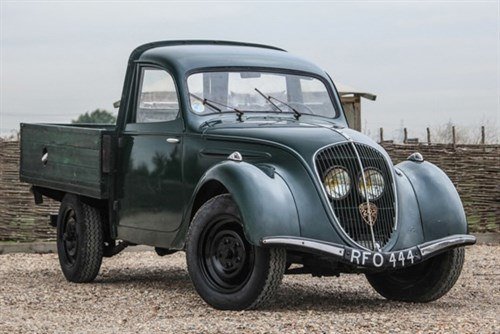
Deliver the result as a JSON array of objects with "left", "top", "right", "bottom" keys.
[{"left": 336, "top": 83, "right": 377, "bottom": 101}]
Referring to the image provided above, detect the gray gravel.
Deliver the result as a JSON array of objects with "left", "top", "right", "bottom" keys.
[{"left": 1, "top": 245, "right": 498, "bottom": 333}]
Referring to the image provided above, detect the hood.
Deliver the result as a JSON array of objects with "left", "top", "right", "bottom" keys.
[{"left": 202, "top": 115, "right": 390, "bottom": 162}]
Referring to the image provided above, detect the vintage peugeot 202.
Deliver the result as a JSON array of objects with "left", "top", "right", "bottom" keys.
[{"left": 20, "top": 40, "right": 476, "bottom": 310}]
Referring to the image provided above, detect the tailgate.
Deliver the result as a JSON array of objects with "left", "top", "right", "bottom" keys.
[{"left": 19, "top": 123, "right": 114, "bottom": 199}]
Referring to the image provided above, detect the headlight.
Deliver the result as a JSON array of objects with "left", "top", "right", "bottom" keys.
[
  {"left": 323, "top": 167, "right": 351, "bottom": 199},
  {"left": 358, "top": 169, "right": 385, "bottom": 200}
]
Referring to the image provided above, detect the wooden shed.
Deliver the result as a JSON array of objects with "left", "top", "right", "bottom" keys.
[{"left": 337, "top": 84, "right": 376, "bottom": 131}]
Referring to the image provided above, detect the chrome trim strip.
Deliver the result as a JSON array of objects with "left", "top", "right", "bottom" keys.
[
  {"left": 418, "top": 235, "right": 476, "bottom": 257},
  {"left": 262, "top": 237, "right": 345, "bottom": 257},
  {"left": 350, "top": 141, "right": 378, "bottom": 250}
]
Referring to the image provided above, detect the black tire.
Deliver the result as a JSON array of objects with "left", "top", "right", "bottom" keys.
[
  {"left": 186, "top": 194, "right": 286, "bottom": 310},
  {"left": 56, "top": 194, "right": 104, "bottom": 283},
  {"left": 366, "top": 247, "right": 465, "bottom": 302}
]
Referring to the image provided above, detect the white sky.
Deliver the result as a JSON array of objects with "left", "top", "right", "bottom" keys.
[{"left": 1, "top": 1, "right": 499, "bottom": 140}]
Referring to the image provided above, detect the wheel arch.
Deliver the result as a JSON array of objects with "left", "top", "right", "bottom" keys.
[
  {"left": 56, "top": 192, "right": 104, "bottom": 282},
  {"left": 189, "top": 179, "right": 229, "bottom": 222},
  {"left": 48, "top": 192, "right": 113, "bottom": 248},
  {"left": 172, "top": 160, "right": 301, "bottom": 249},
  {"left": 396, "top": 160, "right": 468, "bottom": 242}
]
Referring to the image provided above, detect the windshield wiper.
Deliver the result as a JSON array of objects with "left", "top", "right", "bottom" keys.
[
  {"left": 189, "top": 93, "right": 221, "bottom": 113},
  {"left": 254, "top": 88, "right": 284, "bottom": 113},
  {"left": 254, "top": 89, "right": 301, "bottom": 120},
  {"left": 189, "top": 93, "right": 244, "bottom": 121},
  {"left": 266, "top": 94, "right": 302, "bottom": 120}
]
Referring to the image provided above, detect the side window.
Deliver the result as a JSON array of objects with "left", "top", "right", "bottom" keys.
[{"left": 136, "top": 68, "right": 179, "bottom": 123}]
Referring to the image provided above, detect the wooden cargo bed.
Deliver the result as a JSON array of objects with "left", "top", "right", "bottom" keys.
[{"left": 20, "top": 123, "right": 116, "bottom": 199}]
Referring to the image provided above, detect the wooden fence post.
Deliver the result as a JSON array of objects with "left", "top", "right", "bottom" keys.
[
  {"left": 403, "top": 128, "right": 408, "bottom": 144},
  {"left": 427, "top": 127, "right": 431, "bottom": 145},
  {"left": 481, "top": 126, "right": 485, "bottom": 145},
  {"left": 452, "top": 126, "right": 456, "bottom": 149},
  {"left": 379, "top": 128, "right": 384, "bottom": 143}
]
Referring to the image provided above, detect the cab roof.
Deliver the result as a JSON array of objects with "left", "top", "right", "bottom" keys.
[{"left": 133, "top": 40, "right": 327, "bottom": 76}]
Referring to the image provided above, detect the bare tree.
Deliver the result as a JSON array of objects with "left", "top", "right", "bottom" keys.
[{"left": 431, "top": 120, "right": 499, "bottom": 144}]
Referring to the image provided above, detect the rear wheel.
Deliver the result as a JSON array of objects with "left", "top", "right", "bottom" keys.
[
  {"left": 366, "top": 247, "right": 465, "bottom": 302},
  {"left": 186, "top": 194, "right": 286, "bottom": 310},
  {"left": 56, "top": 194, "right": 104, "bottom": 283}
]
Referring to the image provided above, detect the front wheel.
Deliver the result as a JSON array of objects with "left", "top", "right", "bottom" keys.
[
  {"left": 366, "top": 247, "right": 465, "bottom": 302},
  {"left": 186, "top": 194, "right": 286, "bottom": 310},
  {"left": 56, "top": 194, "right": 104, "bottom": 283}
]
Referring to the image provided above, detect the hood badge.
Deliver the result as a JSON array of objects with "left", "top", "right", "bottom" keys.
[{"left": 359, "top": 202, "right": 378, "bottom": 226}]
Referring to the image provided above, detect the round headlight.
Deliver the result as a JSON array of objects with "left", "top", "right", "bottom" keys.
[
  {"left": 323, "top": 167, "right": 351, "bottom": 199},
  {"left": 358, "top": 169, "right": 385, "bottom": 200}
]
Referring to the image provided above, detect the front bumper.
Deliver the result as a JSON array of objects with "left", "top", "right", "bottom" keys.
[{"left": 261, "top": 234, "right": 476, "bottom": 269}]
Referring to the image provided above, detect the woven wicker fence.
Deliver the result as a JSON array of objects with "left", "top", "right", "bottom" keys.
[
  {"left": 1, "top": 140, "right": 498, "bottom": 242},
  {"left": 0, "top": 141, "right": 59, "bottom": 242},
  {"left": 381, "top": 142, "right": 499, "bottom": 232}
]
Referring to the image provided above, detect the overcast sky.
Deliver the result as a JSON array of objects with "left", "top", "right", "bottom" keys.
[{"left": 1, "top": 1, "right": 498, "bottom": 140}]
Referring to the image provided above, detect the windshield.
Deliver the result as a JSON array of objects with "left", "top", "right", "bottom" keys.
[{"left": 187, "top": 71, "right": 337, "bottom": 118}]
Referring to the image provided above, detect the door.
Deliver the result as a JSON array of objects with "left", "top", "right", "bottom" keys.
[{"left": 117, "top": 66, "right": 185, "bottom": 239}]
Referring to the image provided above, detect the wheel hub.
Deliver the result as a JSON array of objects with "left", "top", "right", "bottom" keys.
[
  {"left": 62, "top": 210, "right": 78, "bottom": 263},
  {"left": 215, "top": 234, "right": 246, "bottom": 273},
  {"left": 200, "top": 218, "right": 255, "bottom": 293}
]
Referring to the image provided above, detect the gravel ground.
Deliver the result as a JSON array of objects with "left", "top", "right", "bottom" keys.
[{"left": 1, "top": 245, "right": 498, "bottom": 333}]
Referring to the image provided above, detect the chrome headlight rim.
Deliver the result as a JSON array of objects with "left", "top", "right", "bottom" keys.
[
  {"left": 358, "top": 168, "right": 385, "bottom": 201},
  {"left": 323, "top": 166, "right": 351, "bottom": 200}
]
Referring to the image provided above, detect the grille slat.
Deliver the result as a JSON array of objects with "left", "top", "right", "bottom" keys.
[
  {"left": 343, "top": 144, "right": 364, "bottom": 243},
  {"left": 358, "top": 144, "right": 383, "bottom": 242},
  {"left": 315, "top": 142, "right": 396, "bottom": 250}
]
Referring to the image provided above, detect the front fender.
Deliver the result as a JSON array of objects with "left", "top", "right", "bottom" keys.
[
  {"left": 177, "top": 160, "right": 300, "bottom": 247},
  {"left": 397, "top": 160, "right": 468, "bottom": 242}
]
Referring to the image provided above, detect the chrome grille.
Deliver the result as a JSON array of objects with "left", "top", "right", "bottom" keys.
[{"left": 315, "top": 142, "right": 396, "bottom": 250}]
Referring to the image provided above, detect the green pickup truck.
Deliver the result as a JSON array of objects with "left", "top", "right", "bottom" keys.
[{"left": 20, "top": 40, "right": 475, "bottom": 310}]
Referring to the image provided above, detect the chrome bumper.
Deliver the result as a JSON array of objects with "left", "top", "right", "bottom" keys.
[{"left": 261, "top": 234, "right": 476, "bottom": 269}]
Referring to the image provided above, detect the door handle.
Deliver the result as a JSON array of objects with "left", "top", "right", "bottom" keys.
[{"left": 166, "top": 138, "right": 180, "bottom": 144}]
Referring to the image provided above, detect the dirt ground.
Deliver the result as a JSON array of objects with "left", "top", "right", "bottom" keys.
[{"left": 1, "top": 245, "right": 498, "bottom": 333}]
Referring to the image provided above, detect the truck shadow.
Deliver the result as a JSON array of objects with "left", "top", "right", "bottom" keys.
[
  {"left": 91, "top": 267, "right": 463, "bottom": 312},
  {"left": 263, "top": 283, "right": 464, "bottom": 312},
  {"left": 95, "top": 267, "right": 192, "bottom": 292}
]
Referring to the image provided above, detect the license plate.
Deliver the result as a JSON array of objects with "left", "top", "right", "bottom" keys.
[{"left": 343, "top": 247, "right": 421, "bottom": 268}]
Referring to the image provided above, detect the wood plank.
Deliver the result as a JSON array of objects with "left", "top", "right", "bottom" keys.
[
  {"left": 21, "top": 124, "right": 102, "bottom": 149},
  {"left": 21, "top": 140, "right": 100, "bottom": 169}
]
